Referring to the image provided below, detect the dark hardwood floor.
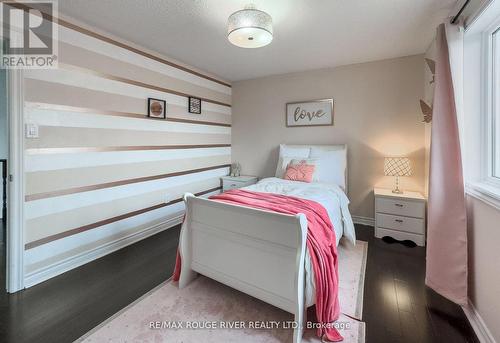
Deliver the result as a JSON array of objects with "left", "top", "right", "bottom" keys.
[
  {"left": 0, "top": 224, "right": 478, "bottom": 343},
  {"left": 356, "top": 226, "right": 478, "bottom": 343}
]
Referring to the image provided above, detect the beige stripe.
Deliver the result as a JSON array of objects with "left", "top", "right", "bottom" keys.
[
  {"left": 25, "top": 126, "right": 230, "bottom": 149},
  {"left": 25, "top": 186, "right": 222, "bottom": 250},
  {"left": 5, "top": 1, "right": 231, "bottom": 88},
  {"left": 26, "top": 177, "right": 221, "bottom": 243},
  {"left": 27, "top": 102, "right": 231, "bottom": 127},
  {"left": 25, "top": 164, "right": 230, "bottom": 201},
  {"left": 26, "top": 144, "right": 231, "bottom": 155},
  {"left": 166, "top": 117, "right": 230, "bottom": 128},
  {"left": 59, "top": 42, "right": 231, "bottom": 105},
  {"left": 165, "top": 104, "right": 231, "bottom": 124},
  {"left": 58, "top": 63, "right": 231, "bottom": 108},
  {"left": 25, "top": 80, "right": 232, "bottom": 123},
  {"left": 27, "top": 155, "right": 230, "bottom": 195}
]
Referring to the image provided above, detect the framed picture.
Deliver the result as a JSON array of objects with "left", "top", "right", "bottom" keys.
[
  {"left": 286, "top": 99, "right": 334, "bottom": 127},
  {"left": 188, "top": 96, "right": 202, "bottom": 114},
  {"left": 148, "top": 98, "right": 166, "bottom": 119}
]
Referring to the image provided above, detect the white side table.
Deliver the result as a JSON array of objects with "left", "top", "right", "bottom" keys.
[
  {"left": 374, "top": 188, "right": 426, "bottom": 246},
  {"left": 221, "top": 175, "right": 258, "bottom": 192}
]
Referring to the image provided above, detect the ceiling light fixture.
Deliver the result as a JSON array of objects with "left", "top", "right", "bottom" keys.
[{"left": 227, "top": 5, "right": 273, "bottom": 48}]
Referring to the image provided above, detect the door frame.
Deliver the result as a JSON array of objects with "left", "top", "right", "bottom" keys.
[{"left": 3, "top": 31, "right": 26, "bottom": 293}]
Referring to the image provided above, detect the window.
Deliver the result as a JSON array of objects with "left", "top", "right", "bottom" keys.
[
  {"left": 493, "top": 28, "right": 500, "bottom": 179},
  {"left": 463, "top": 2, "right": 500, "bottom": 206},
  {"left": 485, "top": 24, "right": 500, "bottom": 185}
]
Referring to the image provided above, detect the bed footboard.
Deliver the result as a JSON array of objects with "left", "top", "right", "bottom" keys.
[{"left": 178, "top": 193, "right": 308, "bottom": 343}]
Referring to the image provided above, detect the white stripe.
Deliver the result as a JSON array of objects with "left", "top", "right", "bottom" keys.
[
  {"left": 58, "top": 25, "right": 232, "bottom": 95},
  {"left": 25, "top": 67, "right": 232, "bottom": 115},
  {"left": 25, "top": 105, "right": 231, "bottom": 135},
  {"left": 25, "top": 168, "right": 228, "bottom": 219},
  {"left": 24, "top": 189, "right": 220, "bottom": 269},
  {"left": 25, "top": 202, "right": 185, "bottom": 267},
  {"left": 26, "top": 147, "right": 231, "bottom": 172}
]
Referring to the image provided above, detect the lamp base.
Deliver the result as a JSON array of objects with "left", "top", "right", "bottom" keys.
[{"left": 392, "top": 176, "right": 403, "bottom": 194}]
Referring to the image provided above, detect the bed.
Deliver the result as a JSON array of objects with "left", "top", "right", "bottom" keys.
[{"left": 177, "top": 144, "right": 355, "bottom": 343}]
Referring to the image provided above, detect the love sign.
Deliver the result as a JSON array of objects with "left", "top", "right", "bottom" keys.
[{"left": 286, "top": 99, "right": 334, "bottom": 127}]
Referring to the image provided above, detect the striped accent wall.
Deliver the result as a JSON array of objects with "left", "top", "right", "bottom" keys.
[{"left": 23, "top": 20, "right": 231, "bottom": 283}]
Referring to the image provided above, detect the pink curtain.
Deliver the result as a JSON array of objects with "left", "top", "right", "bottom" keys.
[{"left": 425, "top": 24, "right": 468, "bottom": 305}]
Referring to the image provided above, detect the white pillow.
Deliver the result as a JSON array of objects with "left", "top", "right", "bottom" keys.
[
  {"left": 309, "top": 148, "right": 347, "bottom": 188},
  {"left": 275, "top": 145, "right": 311, "bottom": 178},
  {"left": 279, "top": 144, "right": 310, "bottom": 158}
]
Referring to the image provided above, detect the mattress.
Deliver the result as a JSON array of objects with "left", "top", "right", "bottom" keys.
[{"left": 243, "top": 177, "right": 356, "bottom": 306}]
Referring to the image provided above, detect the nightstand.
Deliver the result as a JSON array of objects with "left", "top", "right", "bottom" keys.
[
  {"left": 374, "top": 188, "right": 426, "bottom": 246},
  {"left": 221, "top": 175, "right": 258, "bottom": 192}
]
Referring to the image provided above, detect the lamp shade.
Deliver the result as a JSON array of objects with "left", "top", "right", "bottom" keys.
[
  {"left": 227, "top": 7, "right": 273, "bottom": 48},
  {"left": 384, "top": 157, "right": 412, "bottom": 177}
]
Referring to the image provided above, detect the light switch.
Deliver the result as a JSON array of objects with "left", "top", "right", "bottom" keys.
[{"left": 25, "top": 123, "right": 39, "bottom": 138}]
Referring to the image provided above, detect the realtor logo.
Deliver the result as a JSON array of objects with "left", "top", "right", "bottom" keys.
[{"left": 1, "top": 1, "right": 58, "bottom": 68}]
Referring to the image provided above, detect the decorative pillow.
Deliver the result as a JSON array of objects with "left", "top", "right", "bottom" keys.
[
  {"left": 289, "top": 158, "right": 319, "bottom": 168},
  {"left": 275, "top": 145, "right": 311, "bottom": 178},
  {"left": 284, "top": 160, "right": 316, "bottom": 183},
  {"left": 275, "top": 156, "right": 303, "bottom": 178},
  {"left": 309, "top": 148, "right": 347, "bottom": 188}
]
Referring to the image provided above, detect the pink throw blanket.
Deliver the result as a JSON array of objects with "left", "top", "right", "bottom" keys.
[{"left": 173, "top": 189, "right": 342, "bottom": 341}]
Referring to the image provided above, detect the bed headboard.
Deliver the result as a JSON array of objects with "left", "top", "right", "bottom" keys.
[{"left": 282, "top": 144, "right": 348, "bottom": 194}]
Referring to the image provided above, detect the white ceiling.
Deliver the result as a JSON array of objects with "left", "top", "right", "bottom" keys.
[{"left": 58, "top": 0, "right": 458, "bottom": 82}]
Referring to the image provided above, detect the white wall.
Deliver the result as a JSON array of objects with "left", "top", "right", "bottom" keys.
[
  {"left": 0, "top": 69, "right": 7, "bottom": 220},
  {"left": 466, "top": 196, "right": 500, "bottom": 342}
]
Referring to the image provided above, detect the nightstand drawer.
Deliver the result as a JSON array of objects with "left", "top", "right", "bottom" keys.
[
  {"left": 222, "top": 180, "right": 242, "bottom": 190},
  {"left": 222, "top": 178, "right": 256, "bottom": 191},
  {"left": 375, "top": 197, "right": 425, "bottom": 218},
  {"left": 376, "top": 213, "right": 425, "bottom": 234}
]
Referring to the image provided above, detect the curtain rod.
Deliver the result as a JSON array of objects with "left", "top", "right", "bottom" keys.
[{"left": 451, "top": 0, "right": 471, "bottom": 24}]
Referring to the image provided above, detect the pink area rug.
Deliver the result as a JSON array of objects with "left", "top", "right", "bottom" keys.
[{"left": 76, "top": 240, "right": 367, "bottom": 343}]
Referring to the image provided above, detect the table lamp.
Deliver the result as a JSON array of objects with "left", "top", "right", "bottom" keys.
[{"left": 384, "top": 157, "right": 412, "bottom": 194}]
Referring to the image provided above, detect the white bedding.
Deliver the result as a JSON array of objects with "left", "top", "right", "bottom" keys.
[{"left": 243, "top": 177, "right": 356, "bottom": 306}]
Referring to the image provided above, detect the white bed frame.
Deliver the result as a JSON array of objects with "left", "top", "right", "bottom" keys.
[{"left": 177, "top": 145, "right": 347, "bottom": 343}]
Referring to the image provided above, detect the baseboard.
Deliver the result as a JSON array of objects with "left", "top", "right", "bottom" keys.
[
  {"left": 462, "top": 299, "right": 497, "bottom": 343},
  {"left": 24, "top": 214, "right": 184, "bottom": 288},
  {"left": 352, "top": 215, "right": 375, "bottom": 227}
]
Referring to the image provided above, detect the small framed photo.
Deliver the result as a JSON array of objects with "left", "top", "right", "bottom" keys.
[
  {"left": 188, "top": 96, "right": 202, "bottom": 114},
  {"left": 148, "top": 98, "right": 166, "bottom": 119}
]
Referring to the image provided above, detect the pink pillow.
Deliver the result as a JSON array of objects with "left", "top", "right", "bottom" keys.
[{"left": 284, "top": 160, "right": 316, "bottom": 183}]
